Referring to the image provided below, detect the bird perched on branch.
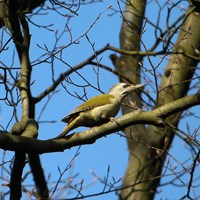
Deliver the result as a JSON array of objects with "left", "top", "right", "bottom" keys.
[{"left": 55, "top": 82, "right": 145, "bottom": 138}]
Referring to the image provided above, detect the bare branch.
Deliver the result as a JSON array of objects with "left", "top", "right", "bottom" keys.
[{"left": 0, "top": 91, "right": 200, "bottom": 154}]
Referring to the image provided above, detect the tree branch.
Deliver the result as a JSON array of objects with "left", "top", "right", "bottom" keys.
[
  {"left": 32, "top": 45, "right": 109, "bottom": 103},
  {"left": 9, "top": 152, "right": 26, "bottom": 200},
  {"left": 0, "top": 92, "right": 199, "bottom": 154}
]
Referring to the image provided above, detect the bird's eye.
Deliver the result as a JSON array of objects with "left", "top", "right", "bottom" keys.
[{"left": 123, "top": 84, "right": 129, "bottom": 88}]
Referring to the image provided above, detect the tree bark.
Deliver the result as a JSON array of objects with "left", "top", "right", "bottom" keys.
[{"left": 112, "top": 1, "right": 200, "bottom": 199}]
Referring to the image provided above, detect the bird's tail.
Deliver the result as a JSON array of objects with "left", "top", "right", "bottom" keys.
[{"left": 53, "top": 124, "right": 72, "bottom": 139}]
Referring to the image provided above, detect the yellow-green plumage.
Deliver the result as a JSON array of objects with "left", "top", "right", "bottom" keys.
[
  {"left": 55, "top": 83, "right": 145, "bottom": 138},
  {"left": 61, "top": 94, "right": 115, "bottom": 123}
]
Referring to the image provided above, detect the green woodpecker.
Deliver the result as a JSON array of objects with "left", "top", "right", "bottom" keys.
[{"left": 56, "top": 82, "right": 145, "bottom": 138}]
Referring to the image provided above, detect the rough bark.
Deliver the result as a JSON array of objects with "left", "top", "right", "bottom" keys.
[{"left": 111, "top": 1, "right": 200, "bottom": 199}]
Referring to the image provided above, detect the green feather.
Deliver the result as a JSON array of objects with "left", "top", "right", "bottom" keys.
[{"left": 62, "top": 94, "right": 114, "bottom": 123}]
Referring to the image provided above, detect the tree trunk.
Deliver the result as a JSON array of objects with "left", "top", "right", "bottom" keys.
[{"left": 111, "top": 1, "right": 200, "bottom": 199}]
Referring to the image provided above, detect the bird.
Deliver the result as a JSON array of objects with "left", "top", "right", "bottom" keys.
[{"left": 55, "top": 82, "right": 145, "bottom": 138}]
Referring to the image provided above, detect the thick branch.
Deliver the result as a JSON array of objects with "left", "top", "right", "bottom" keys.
[
  {"left": 0, "top": 92, "right": 199, "bottom": 153},
  {"left": 115, "top": 1, "right": 147, "bottom": 199},
  {"left": 4, "top": 5, "right": 48, "bottom": 199},
  {"left": 10, "top": 152, "right": 26, "bottom": 200}
]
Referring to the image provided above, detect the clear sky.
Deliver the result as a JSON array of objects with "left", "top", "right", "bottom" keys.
[{"left": 0, "top": 1, "right": 199, "bottom": 199}]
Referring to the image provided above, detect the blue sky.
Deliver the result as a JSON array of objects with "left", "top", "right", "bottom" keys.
[{"left": 0, "top": 1, "right": 199, "bottom": 199}]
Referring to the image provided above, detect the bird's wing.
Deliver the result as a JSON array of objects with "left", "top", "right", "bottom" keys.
[{"left": 61, "top": 94, "right": 114, "bottom": 123}]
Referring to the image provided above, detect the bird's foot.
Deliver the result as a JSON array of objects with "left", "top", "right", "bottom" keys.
[{"left": 109, "top": 117, "right": 119, "bottom": 126}]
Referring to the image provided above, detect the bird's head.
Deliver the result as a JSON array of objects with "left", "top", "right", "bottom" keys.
[{"left": 108, "top": 82, "right": 145, "bottom": 100}]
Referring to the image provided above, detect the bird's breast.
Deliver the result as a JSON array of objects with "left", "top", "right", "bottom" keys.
[
  {"left": 89, "top": 102, "right": 121, "bottom": 120},
  {"left": 69, "top": 101, "right": 121, "bottom": 129}
]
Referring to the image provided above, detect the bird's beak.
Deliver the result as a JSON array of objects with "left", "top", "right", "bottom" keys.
[
  {"left": 124, "top": 83, "right": 146, "bottom": 95},
  {"left": 133, "top": 83, "right": 146, "bottom": 89}
]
